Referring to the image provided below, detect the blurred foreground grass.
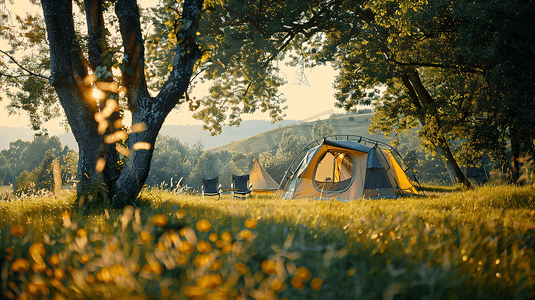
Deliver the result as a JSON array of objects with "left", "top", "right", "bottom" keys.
[{"left": 1, "top": 185, "right": 534, "bottom": 299}]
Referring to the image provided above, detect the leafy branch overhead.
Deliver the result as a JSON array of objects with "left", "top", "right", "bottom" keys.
[{"left": 0, "top": 0, "right": 533, "bottom": 206}]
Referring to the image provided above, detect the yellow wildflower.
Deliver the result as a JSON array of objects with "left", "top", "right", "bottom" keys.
[
  {"left": 140, "top": 230, "right": 152, "bottom": 242},
  {"left": 196, "top": 273, "right": 223, "bottom": 289},
  {"left": 196, "top": 219, "right": 212, "bottom": 232},
  {"left": 235, "top": 262, "right": 248, "bottom": 275},
  {"left": 209, "top": 233, "right": 218, "bottom": 242},
  {"left": 294, "top": 267, "right": 311, "bottom": 281},
  {"left": 179, "top": 241, "right": 195, "bottom": 254},
  {"left": 29, "top": 243, "right": 46, "bottom": 260},
  {"left": 238, "top": 229, "right": 253, "bottom": 240},
  {"left": 54, "top": 268, "right": 66, "bottom": 280},
  {"left": 197, "top": 240, "right": 213, "bottom": 253},
  {"left": 291, "top": 276, "right": 305, "bottom": 289},
  {"left": 193, "top": 254, "right": 213, "bottom": 267},
  {"left": 77, "top": 228, "right": 88, "bottom": 237},
  {"left": 184, "top": 286, "right": 205, "bottom": 300},
  {"left": 271, "top": 279, "right": 285, "bottom": 291},
  {"left": 12, "top": 258, "right": 30, "bottom": 272},
  {"left": 260, "top": 260, "right": 277, "bottom": 275},
  {"left": 153, "top": 214, "right": 169, "bottom": 227},
  {"left": 176, "top": 209, "right": 187, "bottom": 219},
  {"left": 311, "top": 277, "right": 323, "bottom": 291},
  {"left": 209, "top": 259, "right": 223, "bottom": 271},
  {"left": 244, "top": 219, "right": 258, "bottom": 229},
  {"left": 221, "top": 232, "right": 232, "bottom": 242},
  {"left": 48, "top": 254, "right": 60, "bottom": 266},
  {"left": 10, "top": 225, "right": 25, "bottom": 237}
]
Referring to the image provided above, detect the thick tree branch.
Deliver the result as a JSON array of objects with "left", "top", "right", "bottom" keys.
[
  {"left": 261, "top": 16, "right": 321, "bottom": 69},
  {"left": 84, "top": 0, "right": 107, "bottom": 71},
  {"left": 116, "top": 0, "right": 149, "bottom": 108},
  {"left": 388, "top": 57, "right": 485, "bottom": 75},
  {"left": 0, "top": 49, "right": 51, "bottom": 80},
  {"left": 157, "top": 0, "right": 203, "bottom": 110},
  {"left": 111, "top": 0, "right": 205, "bottom": 207}
]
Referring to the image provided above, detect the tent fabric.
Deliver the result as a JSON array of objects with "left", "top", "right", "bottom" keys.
[
  {"left": 249, "top": 156, "right": 279, "bottom": 191},
  {"left": 282, "top": 139, "right": 418, "bottom": 201},
  {"left": 381, "top": 149, "right": 418, "bottom": 194}
]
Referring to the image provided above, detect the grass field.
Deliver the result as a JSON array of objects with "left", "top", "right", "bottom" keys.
[
  {"left": 1, "top": 185, "right": 534, "bottom": 299},
  {"left": 0, "top": 185, "right": 13, "bottom": 194}
]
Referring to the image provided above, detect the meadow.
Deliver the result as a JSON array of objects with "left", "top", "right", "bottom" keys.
[{"left": 1, "top": 184, "right": 534, "bottom": 299}]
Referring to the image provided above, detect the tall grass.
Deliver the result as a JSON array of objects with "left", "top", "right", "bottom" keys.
[{"left": 1, "top": 185, "right": 534, "bottom": 299}]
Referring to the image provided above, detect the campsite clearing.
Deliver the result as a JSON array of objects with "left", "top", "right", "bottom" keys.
[{"left": 1, "top": 185, "right": 534, "bottom": 299}]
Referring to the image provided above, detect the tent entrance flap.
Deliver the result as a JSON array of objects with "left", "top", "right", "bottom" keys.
[{"left": 313, "top": 151, "right": 355, "bottom": 193}]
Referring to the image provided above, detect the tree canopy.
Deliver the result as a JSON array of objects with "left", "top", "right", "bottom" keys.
[
  {"left": 2, "top": 0, "right": 206, "bottom": 207},
  {"left": 1, "top": 0, "right": 533, "bottom": 206}
]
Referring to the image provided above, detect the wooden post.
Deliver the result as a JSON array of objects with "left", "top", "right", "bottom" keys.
[{"left": 53, "top": 159, "right": 62, "bottom": 195}]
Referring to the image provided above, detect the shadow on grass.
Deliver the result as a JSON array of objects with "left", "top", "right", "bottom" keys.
[{"left": 416, "top": 184, "right": 464, "bottom": 193}]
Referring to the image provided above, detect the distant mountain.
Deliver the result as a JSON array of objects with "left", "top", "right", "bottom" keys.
[
  {"left": 0, "top": 127, "right": 78, "bottom": 151},
  {"left": 1, "top": 120, "right": 298, "bottom": 152},
  {"left": 1, "top": 116, "right": 387, "bottom": 154},
  {"left": 159, "top": 120, "right": 297, "bottom": 149},
  {"left": 207, "top": 113, "right": 391, "bottom": 155}
]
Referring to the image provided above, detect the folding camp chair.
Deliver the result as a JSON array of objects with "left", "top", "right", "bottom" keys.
[
  {"left": 231, "top": 175, "right": 253, "bottom": 199},
  {"left": 202, "top": 177, "right": 222, "bottom": 199}
]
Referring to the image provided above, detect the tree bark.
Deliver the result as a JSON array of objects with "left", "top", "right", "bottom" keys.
[
  {"left": 509, "top": 123, "right": 521, "bottom": 184},
  {"left": 110, "top": 0, "right": 204, "bottom": 207},
  {"left": 41, "top": 0, "right": 105, "bottom": 198},
  {"left": 401, "top": 70, "right": 472, "bottom": 188},
  {"left": 41, "top": 0, "right": 205, "bottom": 208}
]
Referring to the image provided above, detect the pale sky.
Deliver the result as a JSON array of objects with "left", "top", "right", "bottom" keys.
[{"left": 0, "top": 0, "right": 344, "bottom": 134}]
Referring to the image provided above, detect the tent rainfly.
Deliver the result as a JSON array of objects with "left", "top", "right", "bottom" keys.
[
  {"left": 249, "top": 156, "right": 279, "bottom": 194},
  {"left": 282, "top": 139, "right": 418, "bottom": 201}
]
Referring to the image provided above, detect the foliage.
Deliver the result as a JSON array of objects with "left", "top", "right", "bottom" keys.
[
  {"left": 260, "top": 128, "right": 309, "bottom": 182},
  {"left": 311, "top": 121, "right": 336, "bottom": 141},
  {"left": 2, "top": 0, "right": 533, "bottom": 205},
  {"left": 146, "top": 135, "right": 203, "bottom": 189},
  {"left": 29, "top": 151, "right": 56, "bottom": 193},
  {"left": 189, "top": 150, "right": 252, "bottom": 189},
  {"left": 2, "top": 0, "right": 208, "bottom": 206},
  {"left": 1, "top": 185, "right": 535, "bottom": 299},
  {"left": 13, "top": 151, "right": 60, "bottom": 196},
  {"left": 0, "top": 135, "right": 77, "bottom": 187},
  {"left": 454, "top": 0, "right": 535, "bottom": 185},
  {"left": 14, "top": 169, "right": 36, "bottom": 197},
  {"left": 393, "top": 129, "right": 497, "bottom": 185},
  {"left": 453, "top": 0, "right": 535, "bottom": 165}
]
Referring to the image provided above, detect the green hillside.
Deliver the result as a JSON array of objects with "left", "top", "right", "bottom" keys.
[{"left": 207, "top": 113, "right": 392, "bottom": 155}]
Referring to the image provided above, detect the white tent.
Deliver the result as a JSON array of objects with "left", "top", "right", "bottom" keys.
[{"left": 249, "top": 156, "right": 279, "bottom": 194}]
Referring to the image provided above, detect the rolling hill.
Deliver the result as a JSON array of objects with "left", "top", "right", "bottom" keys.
[
  {"left": 1, "top": 113, "right": 390, "bottom": 156},
  {"left": 206, "top": 113, "right": 392, "bottom": 155}
]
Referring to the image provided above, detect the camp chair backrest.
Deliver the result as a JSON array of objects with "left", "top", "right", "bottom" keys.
[
  {"left": 203, "top": 177, "right": 220, "bottom": 192},
  {"left": 202, "top": 177, "right": 222, "bottom": 199},
  {"left": 232, "top": 175, "right": 250, "bottom": 193}
]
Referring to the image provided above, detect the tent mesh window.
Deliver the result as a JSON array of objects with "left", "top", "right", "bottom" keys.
[{"left": 313, "top": 151, "right": 354, "bottom": 192}]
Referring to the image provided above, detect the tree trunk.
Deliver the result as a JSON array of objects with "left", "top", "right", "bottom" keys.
[
  {"left": 509, "top": 123, "right": 521, "bottom": 184},
  {"left": 437, "top": 136, "right": 472, "bottom": 188},
  {"left": 41, "top": 0, "right": 103, "bottom": 197},
  {"left": 401, "top": 71, "right": 472, "bottom": 188},
  {"left": 41, "top": 0, "right": 205, "bottom": 208}
]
